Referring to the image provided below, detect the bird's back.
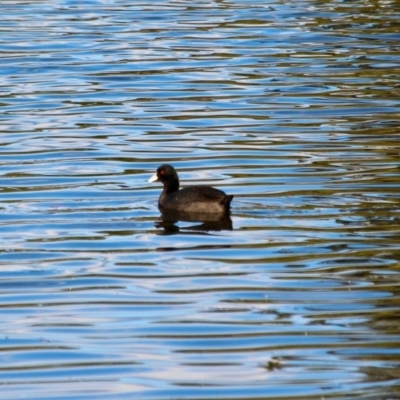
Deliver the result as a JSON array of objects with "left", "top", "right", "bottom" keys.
[{"left": 160, "top": 186, "right": 233, "bottom": 214}]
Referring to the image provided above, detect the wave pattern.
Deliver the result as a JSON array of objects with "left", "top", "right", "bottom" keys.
[{"left": 1, "top": 0, "right": 400, "bottom": 398}]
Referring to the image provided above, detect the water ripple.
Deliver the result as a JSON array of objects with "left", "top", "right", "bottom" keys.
[{"left": 1, "top": 0, "right": 400, "bottom": 399}]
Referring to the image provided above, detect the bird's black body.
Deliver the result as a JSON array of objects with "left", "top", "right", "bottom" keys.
[{"left": 149, "top": 164, "right": 233, "bottom": 214}]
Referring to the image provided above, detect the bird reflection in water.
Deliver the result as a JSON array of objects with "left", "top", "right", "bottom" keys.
[{"left": 156, "top": 209, "right": 233, "bottom": 234}]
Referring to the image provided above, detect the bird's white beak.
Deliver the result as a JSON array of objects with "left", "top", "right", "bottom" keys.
[{"left": 148, "top": 173, "right": 159, "bottom": 183}]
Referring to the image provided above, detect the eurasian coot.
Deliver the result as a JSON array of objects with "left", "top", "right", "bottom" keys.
[{"left": 148, "top": 164, "right": 233, "bottom": 214}]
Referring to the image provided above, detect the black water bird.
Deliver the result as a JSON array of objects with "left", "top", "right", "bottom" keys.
[{"left": 148, "top": 164, "right": 233, "bottom": 215}]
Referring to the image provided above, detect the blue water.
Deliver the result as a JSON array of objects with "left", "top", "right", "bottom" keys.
[{"left": 1, "top": 0, "right": 400, "bottom": 399}]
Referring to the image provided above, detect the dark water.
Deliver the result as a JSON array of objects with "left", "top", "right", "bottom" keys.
[{"left": 1, "top": 0, "right": 400, "bottom": 399}]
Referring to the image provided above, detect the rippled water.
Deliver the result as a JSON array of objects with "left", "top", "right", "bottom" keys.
[{"left": 1, "top": 0, "right": 400, "bottom": 399}]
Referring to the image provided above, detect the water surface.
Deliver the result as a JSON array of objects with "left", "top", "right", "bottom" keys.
[{"left": 1, "top": 0, "right": 400, "bottom": 399}]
